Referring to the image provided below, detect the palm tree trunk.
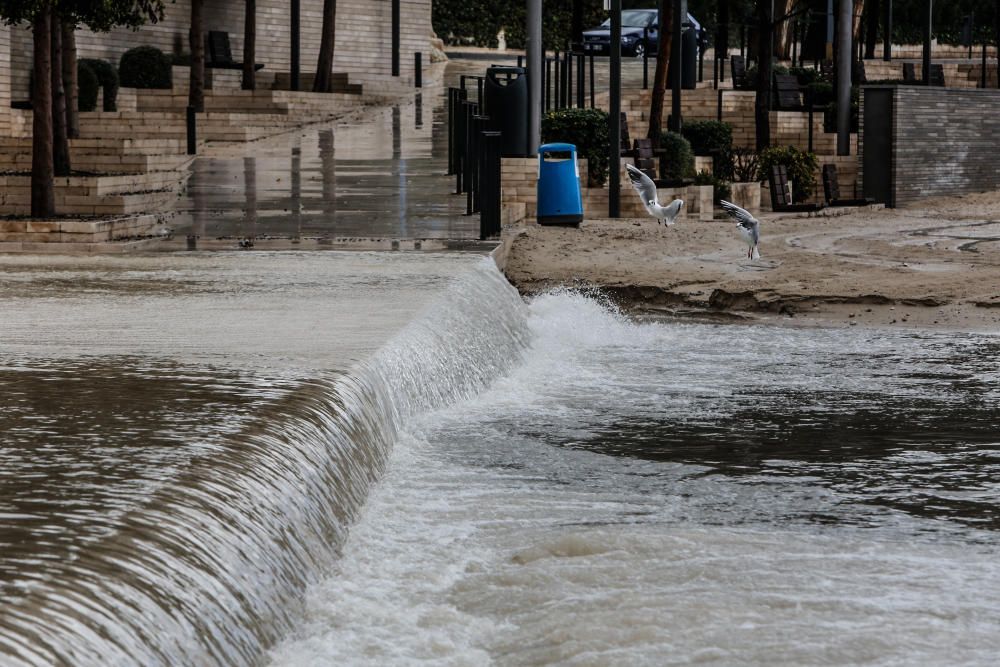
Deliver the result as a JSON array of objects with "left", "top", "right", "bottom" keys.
[
  {"left": 62, "top": 22, "right": 79, "bottom": 139},
  {"left": 242, "top": 0, "right": 256, "bottom": 90},
  {"left": 754, "top": 2, "right": 774, "bottom": 150},
  {"left": 647, "top": 0, "right": 673, "bottom": 146},
  {"left": 189, "top": 0, "right": 205, "bottom": 111},
  {"left": 32, "top": 10, "right": 55, "bottom": 217},
  {"left": 313, "top": 0, "right": 337, "bottom": 92},
  {"left": 51, "top": 13, "right": 70, "bottom": 177}
]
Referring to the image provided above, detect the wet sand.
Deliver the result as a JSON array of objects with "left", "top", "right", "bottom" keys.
[{"left": 501, "top": 191, "right": 1000, "bottom": 332}]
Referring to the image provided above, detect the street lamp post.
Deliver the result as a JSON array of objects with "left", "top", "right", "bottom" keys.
[{"left": 609, "top": 0, "right": 621, "bottom": 218}]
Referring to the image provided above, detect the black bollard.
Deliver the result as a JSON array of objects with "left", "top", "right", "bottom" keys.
[
  {"left": 414, "top": 52, "right": 422, "bottom": 88},
  {"left": 186, "top": 106, "right": 197, "bottom": 155}
]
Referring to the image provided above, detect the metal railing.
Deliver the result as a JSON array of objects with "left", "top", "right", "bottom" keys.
[{"left": 447, "top": 87, "right": 503, "bottom": 240}]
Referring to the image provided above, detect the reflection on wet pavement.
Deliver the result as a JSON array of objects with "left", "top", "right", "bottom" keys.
[{"left": 174, "top": 89, "right": 472, "bottom": 240}]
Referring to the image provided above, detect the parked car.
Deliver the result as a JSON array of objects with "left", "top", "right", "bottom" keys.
[{"left": 580, "top": 9, "right": 700, "bottom": 60}]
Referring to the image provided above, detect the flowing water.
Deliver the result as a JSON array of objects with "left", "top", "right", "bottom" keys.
[{"left": 3, "top": 257, "right": 1000, "bottom": 665}]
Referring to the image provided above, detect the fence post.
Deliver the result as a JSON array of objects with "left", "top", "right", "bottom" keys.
[
  {"left": 717, "top": 89, "right": 723, "bottom": 122},
  {"left": 414, "top": 52, "right": 422, "bottom": 88},
  {"left": 589, "top": 53, "right": 595, "bottom": 108},
  {"left": 479, "top": 131, "right": 502, "bottom": 240},
  {"left": 643, "top": 27, "right": 649, "bottom": 89}
]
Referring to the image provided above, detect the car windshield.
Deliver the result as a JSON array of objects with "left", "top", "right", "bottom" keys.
[{"left": 600, "top": 11, "right": 653, "bottom": 28}]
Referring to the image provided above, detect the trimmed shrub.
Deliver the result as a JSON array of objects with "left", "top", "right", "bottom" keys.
[
  {"left": 658, "top": 131, "right": 695, "bottom": 183},
  {"left": 694, "top": 169, "right": 731, "bottom": 205},
  {"left": 77, "top": 61, "right": 99, "bottom": 112},
  {"left": 758, "top": 145, "right": 819, "bottom": 201},
  {"left": 681, "top": 120, "right": 733, "bottom": 156},
  {"left": 79, "top": 58, "right": 119, "bottom": 111},
  {"left": 119, "top": 46, "right": 172, "bottom": 89},
  {"left": 718, "top": 146, "right": 761, "bottom": 183},
  {"left": 804, "top": 81, "right": 834, "bottom": 106},
  {"left": 790, "top": 66, "right": 820, "bottom": 86},
  {"left": 542, "top": 107, "right": 610, "bottom": 186}
]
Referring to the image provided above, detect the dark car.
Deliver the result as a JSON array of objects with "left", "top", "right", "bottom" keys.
[{"left": 581, "top": 9, "right": 700, "bottom": 59}]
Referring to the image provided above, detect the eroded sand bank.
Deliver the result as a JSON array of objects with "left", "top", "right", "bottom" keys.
[{"left": 502, "top": 191, "right": 1000, "bottom": 332}]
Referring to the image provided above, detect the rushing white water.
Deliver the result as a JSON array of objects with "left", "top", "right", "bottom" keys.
[{"left": 269, "top": 287, "right": 1000, "bottom": 666}]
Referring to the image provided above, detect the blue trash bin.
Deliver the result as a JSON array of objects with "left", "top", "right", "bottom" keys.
[{"left": 536, "top": 143, "right": 584, "bottom": 226}]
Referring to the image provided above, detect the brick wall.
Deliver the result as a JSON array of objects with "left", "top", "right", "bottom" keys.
[
  {"left": 0, "top": 25, "right": 9, "bottom": 136},
  {"left": 860, "top": 86, "right": 1000, "bottom": 207},
  {"left": 6, "top": 0, "right": 431, "bottom": 101}
]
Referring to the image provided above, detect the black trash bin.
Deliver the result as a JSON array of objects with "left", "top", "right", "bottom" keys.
[{"left": 484, "top": 66, "right": 529, "bottom": 157}]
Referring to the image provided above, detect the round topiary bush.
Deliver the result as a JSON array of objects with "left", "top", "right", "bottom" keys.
[
  {"left": 542, "top": 108, "right": 610, "bottom": 186},
  {"left": 77, "top": 61, "right": 99, "bottom": 112},
  {"left": 119, "top": 46, "right": 172, "bottom": 89},
  {"left": 80, "top": 58, "right": 119, "bottom": 111},
  {"left": 658, "top": 131, "right": 695, "bottom": 183},
  {"left": 681, "top": 120, "right": 733, "bottom": 156}
]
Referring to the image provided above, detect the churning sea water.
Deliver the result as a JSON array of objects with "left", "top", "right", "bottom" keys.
[
  {"left": 2, "top": 256, "right": 999, "bottom": 666},
  {"left": 270, "top": 276, "right": 1000, "bottom": 667}
]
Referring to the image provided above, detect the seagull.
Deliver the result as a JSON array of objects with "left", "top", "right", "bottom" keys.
[
  {"left": 719, "top": 200, "right": 761, "bottom": 260},
  {"left": 625, "top": 164, "right": 683, "bottom": 226}
]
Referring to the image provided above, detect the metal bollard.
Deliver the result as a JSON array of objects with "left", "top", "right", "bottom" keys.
[
  {"left": 479, "top": 131, "right": 502, "bottom": 240},
  {"left": 414, "top": 52, "right": 422, "bottom": 88},
  {"left": 186, "top": 106, "right": 197, "bottom": 155}
]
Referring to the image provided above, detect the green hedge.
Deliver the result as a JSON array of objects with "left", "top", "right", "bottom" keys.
[
  {"left": 119, "top": 46, "right": 172, "bottom": 89},
  {"left": 542, "top": 107, "right": 610, "bottom": 186},
  {"left": 681, "top": 120, "right": 732, "bottom": 156},
  {"left": 759, "top": 145, "right": 819, "bottom": 202},
  {"left": 659, "top": 131, "right": 695, "bottom": 183},
  {"left": 79, "top": 58, "right": 119, "bottom": 111},
  {"left": 77, "top": 61, "right": 99, "bottom": 112}
]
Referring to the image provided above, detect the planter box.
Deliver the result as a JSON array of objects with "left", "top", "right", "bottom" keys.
[
  {"left": 729, "top": 181, "right": 760, "bottom": 213},
  {"left": 685, "top": 184, "right": 714, "bottom": 220}
]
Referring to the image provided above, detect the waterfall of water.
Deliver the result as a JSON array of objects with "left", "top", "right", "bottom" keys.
[{"left": 0, "top": 260, "right": 530, "bottom": 666}]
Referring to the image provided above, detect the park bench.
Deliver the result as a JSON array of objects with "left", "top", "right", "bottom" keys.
[
  {"left": 774, "top": 74, "right": 804, "bottom": 110},
  {"left": 768, "top": 164, "right": 825, "bottom": 213},
  {"left": 822, "top": 164, "right": 873, "bottom": 207},
  {"left": 731, "top": 55, "right": 747, "bottom": 89},
  {"left": 207, "top": 31, "right": 264, "bottom": 71}
]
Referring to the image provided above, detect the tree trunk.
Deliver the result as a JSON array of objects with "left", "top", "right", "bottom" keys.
[
  {"left": 852, "top": 0, "right": 865, "bottom": 43},
  {"left": 754, "top": 2, "right": 774, "bottom": 150},
  {"left": 717, "top": 0, "right": 729, "bottom": 61},
  {"left": 51, "top": 14, "right": 70, "bottom": 177},
  {"left": 242, "top": 0, "right": 256, "bottom": 90},
  {"left": 189, "top": 0, "right": 205, "bottom": 112},
  {"left": 647, "top": 0, "right": 673, "bottom": 146},
  {"left": 775, "top": 0, "right": 794, "bottom": 59},
  {"left": 62, "top": 22, "right": 79, "bottom": 139},
  {"left": 32, "top": 10, "right": 56, "bottom": 218},
  {"left": 571, "top": 0, "right": 583, "bottom": 45},
  {"left": 313, "top": 0, "right": 337, "bottom": 92},
  {"left": 864, "top": 0, "right": 880, "bottom": 59}
]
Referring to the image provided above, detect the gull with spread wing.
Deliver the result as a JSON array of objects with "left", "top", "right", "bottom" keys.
[
  {"left": 625, "top": 164, "right": 683, "bottom": 226},
  {"left": 719, "top": 199, "right": 761, "bottom": 260}
]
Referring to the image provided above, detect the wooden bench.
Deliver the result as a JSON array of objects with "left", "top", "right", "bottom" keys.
[
  {"left": 774, "top": 74, "right": 804, "bottom": 110},
  {"left": 769, "top": 164, "right": 825, "bottom": 212},
  {"left": 207, "top": 31, "right": 264, "bottom": 71},
  {"left": 731, "top": 55, "right": 747, "bottom": 89}
]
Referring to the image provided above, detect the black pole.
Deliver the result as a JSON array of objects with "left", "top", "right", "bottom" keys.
[
  {"left": 577, "top": 52, "right": 584, "bottom": 108},
  {"left": 808, "top": 98, "right": 814, "bottom": 153},
  {"left": 717, "top": 89, "right": 723, "bottom": 121},
  {"left": 609, "top": 0, "right": 621, "bottom": 218},
  {"left": 982, "top": 41, "right": 988, "bottom": 88},
  {"left": 414, "top": 52, "right": 422, "bottom": 88},
  {"left": 643, "top": 27, "right": 649, "bottom": 89},
  {"left": 883, "top": 0, "right": 892, "bottom": 61},
  {"left": 186, "top": 105, "right": 196, "bottom": 154},
  {"left": 698, "top": 29, "right": 705, "bottom": 83},
  {"left": 567, "top": 46, "right": 574, "bottom": 107},
  {"left": 740, "top": 24, "right": 745, "bottom": 59},
  {"left": 670, "top": 0, "right": 682, "bottom": 132},
  {"left": 391, "top": 0, "right": 400, "bottom": 76},
  {"left": 290, "top": 0, "right": 300, "bottom": 90},
  {"left": 922, "top": 0, "right": 932, "bottom": 85},
  {"left": 589, "top": 53, "right": 595, "bottom": 108}
]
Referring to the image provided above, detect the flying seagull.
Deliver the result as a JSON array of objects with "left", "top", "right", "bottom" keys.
[
  {"left": 719, "top": 200, "right": 761, "bottom": 260},
  {"left": 625, "top": 164, "right": 683, "bottom": 226}
]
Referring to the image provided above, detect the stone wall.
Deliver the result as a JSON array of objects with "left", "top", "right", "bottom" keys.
[
  {"left": 860, "top": 86, "right": 1000, "bottom": 207},
  {"left": 6, "top": 0, "right": 431, "bottom": 101}
]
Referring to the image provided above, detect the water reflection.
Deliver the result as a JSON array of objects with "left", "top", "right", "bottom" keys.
[{"left": 174, "top": 87, "right": 472, "bottom": 240}]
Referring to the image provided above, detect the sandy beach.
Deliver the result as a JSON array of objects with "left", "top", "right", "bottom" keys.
[{"left": 501, "top": 191, "right": 1000, "bottom": 332}]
